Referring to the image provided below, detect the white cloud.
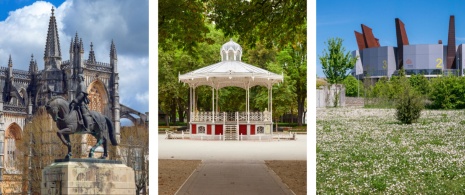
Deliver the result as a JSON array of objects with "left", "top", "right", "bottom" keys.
[
  {"left": 0, "top": 0, "right": 148, "bottom": 112},
  {"left": 136, "top": 91, "right": 149, "bottom": 104}
]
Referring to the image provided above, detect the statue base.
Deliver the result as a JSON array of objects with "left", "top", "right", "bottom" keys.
[{"left": 41, "top": 158, "right": 136, "bottom": 195}]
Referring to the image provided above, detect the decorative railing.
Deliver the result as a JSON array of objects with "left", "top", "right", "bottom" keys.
[
  {"left": 85, "top": 60, "right": 111, "bottom": 67},
  {"left": 12, "top": 69, "right": 31, "bottom": 80},
  {"left": 86, "top": 64, "right": 112, "bottom": 72},
  {"left": 191, "top": 111, "right": 271, "bottom": 122},
  {"left": 4, "top": 102, "right": 27, "bottom": 113}
]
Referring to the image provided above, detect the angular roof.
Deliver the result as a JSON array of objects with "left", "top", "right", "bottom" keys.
[
  {"left": 179, "top": 60, "right": 283, "bottom": 89},
  {"left": 179, "top": 40, "right": 283, "bottom": 89}
]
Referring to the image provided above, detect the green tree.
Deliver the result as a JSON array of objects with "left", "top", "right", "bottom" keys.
[
  {"left": 319, "top": 38, "right": 357, "bottom": 107},
  {"left": 275, "top": 44, "right": 307, "bottom": 126},
  {"left": 158, "top": 0, "right": 211, "bottom": 53},
  {"left": 158, "top": 24, "right": 227, "bottom": 124},
  {"left": 395, "top": 75, "right": 424, "bottom": 124},
  {"left": 207, "top": 0, "right": 306, "bottom": 48}
]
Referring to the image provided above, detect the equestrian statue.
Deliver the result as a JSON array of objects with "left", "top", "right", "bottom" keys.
[{"left": 45, "top": 74, "right": 117, "bottom": 159}]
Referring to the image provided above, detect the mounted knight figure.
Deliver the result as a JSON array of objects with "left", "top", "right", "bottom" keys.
[
  {"left": 45, "top": 74, "right": 117, "bottom": 159},
  {"left": 69, "top": 74, "right": 93, "bottom": 133}
]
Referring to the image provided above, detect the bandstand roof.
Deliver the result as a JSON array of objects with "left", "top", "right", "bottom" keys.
[{"left": 179, "top": 40, "right": 283, "bottom": 89}]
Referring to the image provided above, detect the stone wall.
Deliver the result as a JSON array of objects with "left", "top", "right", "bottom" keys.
[{"left": 316, "top": 84, "right": 346, "bottom": 108}]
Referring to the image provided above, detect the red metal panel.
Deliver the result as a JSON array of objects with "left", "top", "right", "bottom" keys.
[
  {"left": 395, "top": 18, "right": 409, "bottom": 69},
  {"left": 191, "top": 124, "right": 196, "bottom": 134},
  {"left": 447, "top": 15, "right": 456, "bottom": 69},
  {"left": 354, "top": 31, "right": 366, "bottom": 50},
  {"left": 239, "top": 125, "right": 247, "bottom": 135},
  {"left": 215, "top": 125, "right": 223, "bottom": 135},
  {"left": 207, "top": 125, "right": 212, "bottom": 135},
  {"left": 361, "top": 24, "right": 379, "bottom": 48},
  {"left": 251, "top": 125, "right": 255, "bottom": 135},
  {"left": 395, "top": 18, "right": 409, "bottom": 45}
]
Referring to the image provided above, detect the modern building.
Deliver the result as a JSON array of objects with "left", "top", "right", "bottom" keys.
[
  {"left": 352, "top": 16, "right": 465, "bottom": 79},
  {"left": 0, "top": 8, "right": 147, "bottom": 194}
]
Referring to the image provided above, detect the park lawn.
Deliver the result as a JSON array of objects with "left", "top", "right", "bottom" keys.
[{"left": 317, "top": 107, "right": 465, "bottom": 194}]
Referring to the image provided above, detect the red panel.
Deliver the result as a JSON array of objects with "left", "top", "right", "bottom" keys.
[
  {"left": 447, "top": 15, "right": 456, "bottom": 69},
  {"left": 395, "top": 18, "right": 409, "bottom": 46},
  {"left": 361, "top": 24, "right": 379, "bottom": 48},
  {"left": 191, "top": 124, "right": 196, "bottom": 134},
  {"left": 354, "top": 31, "right": 366, "bottom": 50},
  {"left": 239, "top": 125, "right": 247, "bottom": 135},
  {"left": 251, "top": 125, "right": 255, "bottom": 135},
  {"left": 215, "top": 125, "right": 223, "bottom": 135},
  {"left": 207, "top": 125, "right": 212, "bottom": 135},
  {"left": 395, "top": 18, "right": 409, "bottom": 70}
]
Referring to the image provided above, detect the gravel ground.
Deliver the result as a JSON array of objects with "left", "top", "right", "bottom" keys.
[{"left": 158, "top": 159, "right": 202, "bottom": 195}]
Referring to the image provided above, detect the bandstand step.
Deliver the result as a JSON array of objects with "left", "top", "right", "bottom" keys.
[{"left": 224, "top": 124, "right": 237, "bottom": 140}]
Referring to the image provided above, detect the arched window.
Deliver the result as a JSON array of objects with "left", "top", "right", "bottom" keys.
[
  {"left": 222, "top": 51, "right": 227, "bottom": 61},
  {"left": 228, "top": 51, "right": 234, "bottom": 61},
  {"left": 5, "top": 123, "right": 21, "bottom": 171},
  {"left": 86, "top": 80, "right": 109, "bottom": 146},
  {"left": 236, "top": 51, "right": 241, "bottom": 61}
]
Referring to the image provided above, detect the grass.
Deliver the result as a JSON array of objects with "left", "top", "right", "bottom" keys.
[{"left": 317, "top": 107, "right": 465, "bottom": 194}]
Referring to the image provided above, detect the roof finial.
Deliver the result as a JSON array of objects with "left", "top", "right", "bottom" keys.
[
  {"left": 51, "top": 7, "right": 55, "bottom": 16},
  {"left": 8, "top": 55, "right": 12, "bottom": 67}
]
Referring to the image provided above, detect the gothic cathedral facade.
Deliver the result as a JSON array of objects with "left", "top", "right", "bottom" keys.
[{"left": 0, "top": 8, "right": 146, "bottom": 193}]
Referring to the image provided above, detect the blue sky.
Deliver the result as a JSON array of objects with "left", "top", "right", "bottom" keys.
[
  {"left": 0, "top": 0, "right": 65, "bottom": 20},
  {"left": 0, "top": 0, "right": 148, "bottom": 124},
  {"left": 317, "top": 0, "right": 465, "bottom": 77}
]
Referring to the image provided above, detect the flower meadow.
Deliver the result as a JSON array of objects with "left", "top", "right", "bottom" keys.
[{"left": 317, "top": 107, "right": 465, "bottom": 194}]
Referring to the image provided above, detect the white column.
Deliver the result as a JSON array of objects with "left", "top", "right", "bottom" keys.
[
  {"left": 247, "top": 87, "right": 250, "bottom": 123},
  {"left": 270, "top": 85, "right": 273, "bottom": 121},
  {"left": 193, "top": 87, "right": 196, "bottom": 113},
  {"left": 267, "top": 87, "right": 270, "bottom": 112},
  {"left": 212, "top": 87, "right": 215, "bottom": 122},
  {"left": 189, "top": 87, "right": 192, "bottom": 120}
]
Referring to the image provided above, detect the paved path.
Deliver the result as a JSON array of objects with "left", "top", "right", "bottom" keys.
[
  {"left": 176, "top": 160, "right": 295, "bottom": 195},
  {"left": 159, "top": 135, "right": 306, "bottom": 195}
]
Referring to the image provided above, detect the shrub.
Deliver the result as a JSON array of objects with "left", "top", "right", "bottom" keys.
[
  {"left": 429, "top": 76, "right": 465, "bottom": 109},
  {"left": 342, "top": 75, "right": 363, "bottom": 97},
  {"left": 396, "top": 85, "right": 424, "bottom": 124}
]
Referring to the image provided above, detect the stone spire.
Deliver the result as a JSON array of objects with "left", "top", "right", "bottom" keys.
[
  {"left": 88, "top": 42, "right": 96, "bottom": 63},
  {"left": 69, "top": 37, "right": 74, "bottom": 53},
  {"left": 110, "top": 40, "right": 117, "bottom": 60},
  {"left": 8, "top": 55, "right": 12, "bottom": 67},
  {"left": 28, "top": 54, "right": 38, "bottom": 73},
  {"left": 44, "top": 7, "right": 62, "bottom": 62}
]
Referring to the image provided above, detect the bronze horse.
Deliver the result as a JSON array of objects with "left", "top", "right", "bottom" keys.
[{"left": 45, "top": 96, "right": 117, "bottom": 159}]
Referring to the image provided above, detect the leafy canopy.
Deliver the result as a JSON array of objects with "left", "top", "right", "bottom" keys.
[{"left": 319, "top": 38, "right": 357, "bottom": 84}]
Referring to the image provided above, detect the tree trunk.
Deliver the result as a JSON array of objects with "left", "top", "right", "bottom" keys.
[
  {"left": 297, "top": 97, "right": 304, "bottom": 126},
  {"left": 170, "top": 98, "right": 176, "bottom": 126},
  {"left": 177, "top": 97, "right": 185, "bottom": 123}
]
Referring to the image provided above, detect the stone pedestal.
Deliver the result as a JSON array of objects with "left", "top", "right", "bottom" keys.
[{"left": 41, "top": 158, "right": 136, "bottom": 195}]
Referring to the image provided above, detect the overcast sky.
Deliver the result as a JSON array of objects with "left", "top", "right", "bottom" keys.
[{"left": 0, "top": 0, "right": 148, "bottom": 119}]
